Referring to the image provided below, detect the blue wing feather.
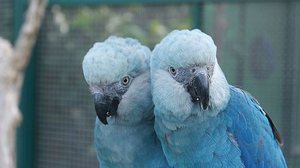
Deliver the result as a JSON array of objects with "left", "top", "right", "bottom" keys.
[{"left": 224, "top": 86, "right": 287, "bottom": 168}]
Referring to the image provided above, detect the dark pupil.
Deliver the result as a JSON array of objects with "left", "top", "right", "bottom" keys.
[
  {"left": 123, "top": 78, "right": 128, "bottom": 83},
  {"left": 171, "top": 68, "right": 175, "bottom": 73}
]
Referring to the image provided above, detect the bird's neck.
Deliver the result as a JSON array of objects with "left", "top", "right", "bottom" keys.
[{"left": 95, "top": 120, "right": 166, "bottom": 167}]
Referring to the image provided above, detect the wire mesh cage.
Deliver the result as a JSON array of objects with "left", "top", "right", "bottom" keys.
[
  {"left": 34, "top": 4, "right": 192, "bottom": 168},
  {"left": 0, "top": 1, "right": 299, "bottom": 168},
  {"left": 0, "top": 0, "right": 13, "bottom": 40},
  {"left": 202, "top": 2, "right": 300, "bottom": 166},
  {"left": 204, "top": 2, "right": 288, "bottom": 136}
]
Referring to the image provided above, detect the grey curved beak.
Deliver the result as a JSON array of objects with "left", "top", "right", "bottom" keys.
[
  {"left": 186, "top": 73, "right": 209, "bottom": 110},
  {"left": 94, "top": 93, "right": 120, "bottom": 125}
]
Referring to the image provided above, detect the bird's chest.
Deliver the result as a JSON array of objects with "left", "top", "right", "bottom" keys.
[
  {"left": 159, "top": 116, "right": 243, "bottom": 167},
  {"left": 95, "top": 123, "right": 161, "bottom": 167},
  {"left": 96, "top": 127, "right": 138, "bottom": 165}
]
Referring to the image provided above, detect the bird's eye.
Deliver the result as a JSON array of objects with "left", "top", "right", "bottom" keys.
[
  {"left": 168, "top": 66, "right": 177, "bottom": 76},
  {"left": 207, "top": 65, "right": 213, "bottom": 71},
  {"left": 121, "top": 76, "right": 131, "bottom": 86}
]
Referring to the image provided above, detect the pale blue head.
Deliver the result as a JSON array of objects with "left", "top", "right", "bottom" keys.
[
  {"left": 82, "top": 36, "right": 153, "bottom": 125},
  {"left": 151, "top": 29, "right": 230, "bottom": 124}
]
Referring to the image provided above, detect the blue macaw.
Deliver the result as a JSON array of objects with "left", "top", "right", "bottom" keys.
[
  {"left": 82, "top": 36, "right": 170, "bottom": 168},
  {"left": 151, "top": 29, "right": 287, "bottom": 168}
]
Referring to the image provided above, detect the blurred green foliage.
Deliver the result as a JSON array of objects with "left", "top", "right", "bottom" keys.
[{"left": 53, "top": 5, "right": 191, "bottom": 48}]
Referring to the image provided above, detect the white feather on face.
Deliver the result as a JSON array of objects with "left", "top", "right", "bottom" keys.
[
  {"left": 151, "top": 29, "right": 230, "bottom": 124},
  {"left": 152, "top": 69, "right": 194, "bottom": 122},
  {"left": 82, "top": 36, "right": 153, "bottom": 125}
]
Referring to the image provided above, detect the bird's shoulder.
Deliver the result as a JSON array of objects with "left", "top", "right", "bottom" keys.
[
  {"left": 224, "top": 86, "right": 282, "bottom": 143},
  {"left": 225, "top": 87, "right": 280, "bottom": 136},
  {"left": 222, "top": 86, "right": 286, "bottom": 167}
]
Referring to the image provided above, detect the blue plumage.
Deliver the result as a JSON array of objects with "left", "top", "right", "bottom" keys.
[
  {"left": 155, "top": 107, "right": 244, "bottom": 167},
  {"left": 225, "top": 86, "right": 287, "bottom": 167},
  {"left": 82, "top": 36, "right": 170, "bottom": 168},
  {"left": 151, "top": 29, "right": 287, "bottom": 168}
]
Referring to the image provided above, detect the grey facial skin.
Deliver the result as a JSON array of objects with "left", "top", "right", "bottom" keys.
[
  {"left": 91, "top": 77, "right": 132, "bottom": 125},
  {"left": 168, "top": 64, "right": 214, "bottom": 110}
]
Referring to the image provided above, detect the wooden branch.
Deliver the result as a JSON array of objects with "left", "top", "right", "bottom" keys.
[
  {"left": 13, "top": 0, "right": 47, "bottom": 95},
  {"left": 0, "top": 0, "right": 47, "bottom": 168}
]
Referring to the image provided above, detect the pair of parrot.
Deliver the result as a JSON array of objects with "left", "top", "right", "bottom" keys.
[{"left": 82, "top": 29, "right": 287, "bottom": 168}]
